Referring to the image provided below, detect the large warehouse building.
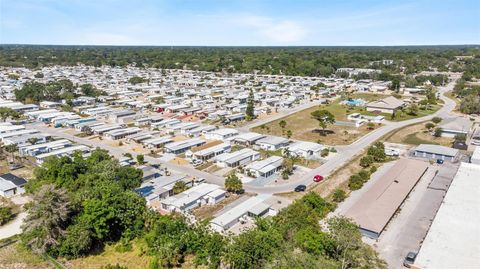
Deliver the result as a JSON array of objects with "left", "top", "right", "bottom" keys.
[
  {"left": 344, "top": 158, "right": 429, "bottom": 238},
  {"left": 412, "top": 162, "right": 480, "bottom": 269}
]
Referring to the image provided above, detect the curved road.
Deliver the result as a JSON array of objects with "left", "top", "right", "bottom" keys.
[
  {"left": 30, "top": 75, "right": 459, "bottom": 195},
  {"left": 244, "top": 76, "right": 459, "bottom": 194}
]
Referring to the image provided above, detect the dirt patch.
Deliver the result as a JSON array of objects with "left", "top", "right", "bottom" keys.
[{"left": 192, "top": 193, "right": 250, "bottom": 220}]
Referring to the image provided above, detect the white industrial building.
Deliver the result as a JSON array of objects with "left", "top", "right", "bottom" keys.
[{"left": 413, "top": 162, "right": 480, "bottom": 269}]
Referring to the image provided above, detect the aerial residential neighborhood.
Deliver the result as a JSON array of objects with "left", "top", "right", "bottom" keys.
[{"left": 0, "top": 1, "right": 479, "bottom": 269}]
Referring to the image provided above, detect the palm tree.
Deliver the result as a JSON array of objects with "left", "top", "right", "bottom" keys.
[{"left": 21, "top": 184, "right": 71, "bottom": 254}]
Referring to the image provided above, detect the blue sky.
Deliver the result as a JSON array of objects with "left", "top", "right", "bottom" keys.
[{"left": 1, "top": 0, "right": 479, "bottom": 46}]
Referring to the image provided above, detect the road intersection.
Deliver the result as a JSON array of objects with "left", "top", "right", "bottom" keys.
[{"left": 29, "top": 76, "right": 459, "bottom": 195}]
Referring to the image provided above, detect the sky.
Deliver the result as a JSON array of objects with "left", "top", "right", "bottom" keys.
[{"left": 0, "top": 0, "right": 479, "bottom": 46}]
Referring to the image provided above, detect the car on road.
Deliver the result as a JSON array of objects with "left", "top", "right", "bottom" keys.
[
  {"left": 313, "top": 175, "right": 324, "bottom": 182},
  {"left": 403, "top": 252, "right": 417, "bottom": 268},
  {"left": 294, "top": 185, "right": 306, "bottom": 192}
]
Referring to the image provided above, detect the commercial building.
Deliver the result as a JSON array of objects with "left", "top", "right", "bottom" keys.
[
  {"left": 366, "top": 96, "right": 405, "bottom": 114},
  {"left": 344, "top": 159, "right": 429, "bottom": 238},
  {"left": 413, "top": 144, "right": 459, "bottom": 162},
  {"left": 413, "top": 162, "right": 480, "bottom": 269}
]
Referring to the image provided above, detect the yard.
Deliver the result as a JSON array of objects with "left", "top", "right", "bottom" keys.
[
  {"left": 251, "top": 97, "right": 379, "bottom": 145},
  {"left": 384, "top": 121, "right": 454, "bottom": 147}
]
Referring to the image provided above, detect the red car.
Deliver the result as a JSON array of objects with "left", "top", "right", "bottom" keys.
[{"left": 313, "top": 175, "right": 324, "bottom": 182}]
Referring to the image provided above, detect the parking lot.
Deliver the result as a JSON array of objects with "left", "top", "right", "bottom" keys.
[{"left": 367, "top": 161, "right": 459, "bottom": 268}]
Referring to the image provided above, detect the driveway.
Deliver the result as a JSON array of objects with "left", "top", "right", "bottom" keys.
[{"left": 0, "top": 212, "right": 26, "bottom": 240}]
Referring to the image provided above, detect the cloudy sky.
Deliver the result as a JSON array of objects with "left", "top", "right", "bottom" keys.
[{"left": 1, "top": 0, "right": 479, "bottom": 46}]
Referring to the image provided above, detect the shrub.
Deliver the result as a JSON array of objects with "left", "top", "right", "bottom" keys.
[
  {"left": 0, "top": 206, "right": 13, "bottom": 225},
  {"left": 332, "top": 189, "right": 347, "bottom": 203},
  {"left": 348, "top": 175, "right": 364, "bottom": 190},
  {"left": 432, "top": 117, "right": 442, "bottom": 124},
  {"left": 358, "top": 170, "right": 370, "bottom": 182},
  {"left": 359, "top": 155, "right": 374, "bottom": 168}
]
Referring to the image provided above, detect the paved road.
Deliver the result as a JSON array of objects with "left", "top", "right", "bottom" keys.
[
  {"left": 29, "top": 76, "right": 459, "bottom": 195},
  {"left": 0, "top": 212, "right": 26, "bottom": 240},
  {"left": 26, "top": 124, "right": 227, "bottom": 187},
  {"left": 244, "top": 76, "right": 459, "bottom": 194}
]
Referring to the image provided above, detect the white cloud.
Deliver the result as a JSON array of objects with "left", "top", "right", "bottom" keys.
[{"left": 237, "top": 15, "right": 307, "bottom": 43}]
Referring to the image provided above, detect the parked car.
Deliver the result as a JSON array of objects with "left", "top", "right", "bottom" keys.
[
  {"left": 313, "top": 175, "right": 324, "bottom": 182},
  {"left": 403, "top": 252, "right": 417, "bottom": 268},
  {"left": 436, "top": 159, "right": 444, "bottom": 165},
  {"left": 294, "top": 185, "right": 306, "bottom": 192}
]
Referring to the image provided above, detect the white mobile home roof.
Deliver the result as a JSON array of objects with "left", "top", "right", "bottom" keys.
[
  {"left": 35, "top": 145, "right": 90, "bottom": 160},
  {"left": 211, "top": 196, "right": 270, "bottom": 229},
  {"left": 414, "top": 162, "right": 480, "bottom": 269},
  {"left": 162, "top": 183, "right": 220, "bottom": 208}
]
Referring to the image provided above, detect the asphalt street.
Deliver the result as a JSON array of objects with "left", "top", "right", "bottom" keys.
[{"left": 28, "top": 75, "right": 460, "bottom": 195}]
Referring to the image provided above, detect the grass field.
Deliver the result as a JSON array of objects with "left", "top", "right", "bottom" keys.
[
  {"left": 385, "top": 121, "right": 453, "bottom": 147},
  {"left": 66, "top": 239, "right": 152, "bottom": 269},
  {"left": 251, "top": 96, "right": 379, "bottom": 145},
  {"left": 0, "top": 239, "right": 52, "bottom": 269}
]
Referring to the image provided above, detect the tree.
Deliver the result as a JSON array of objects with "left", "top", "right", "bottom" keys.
[
  {"left": 432, "top": 117, "right": 442, "bottom": 124},
  {"left": 359, "top": 155, "right": 374, "bottom": 168},
  {"left": 279, "top": 120, "right": 287, "bottom": 130},
  {"left": 0, "top": 206, "right": 14, "bottom": 225},
  {"left": 454, "top": 133, "right": 467, "bottom": 142},
  {"left": 434, "top": 127, "right": 443, "bottom": 137},
  {"left": 286, "top": 129, "right": 292, "bottom": 139},
  {"left": 425, "top": 122, "right": 435, "bottom": 130},
  {"left": 367, "top": 142, "right": 386, "bottom": 162},
  {"left": 136, "top": 154, "right": 145, "bottom": 164},
  {"left": 245, "top": 89, "right": 255, "bottom": 121},
  {"left": 0, "top": 107, "right": 20, "bottom": 122},
  {"left": 367, "top": 122, "right": 375, "bottom": 130},
  {"left": 173, "top": 181, "right": 187, "bottom": 194},
  {"left": 332, "top": 189, "right": 347, "bottom": 203},
  {"left": 328, "top": 216, "right": 363, "bottom": 269},
  {"left": 407, "top": 104, "right": 419, "bottom": 116},
  {"left": 225, "top": 173, "right": 243, "bottom": 193},
  {"left": 27, "top": 137, "right": 40, "bottom": 145},
  {"left": 128, "top": 76, "right": 147, "bottom": 85},
  {"left": 311, "top": 110, "right": 335, "bottom": 135},
  {"left": 4, "top": 144, "right": 18, "bottom": 163},
  {"left": 22, "top": 184, "right": 72, "bottom": 254}
]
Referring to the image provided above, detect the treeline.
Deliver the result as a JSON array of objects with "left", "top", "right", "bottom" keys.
[
  {"left": 453, "top": 56, "right": 480, "bottom": 114},
  {"left": 21, "top": 149, "right": 386, "bottom": 268},
  {"left": 1, "top": 45, "right": 477, "bottom": 77}
]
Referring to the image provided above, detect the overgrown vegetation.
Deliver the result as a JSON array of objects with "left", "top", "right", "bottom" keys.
[{"left": 20, "top": 149, "right": 385, "bottom": 268}]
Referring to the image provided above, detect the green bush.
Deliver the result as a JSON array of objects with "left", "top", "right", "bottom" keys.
[{"left": 332, "top": 189, "right": 347, "bottom": 203}]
